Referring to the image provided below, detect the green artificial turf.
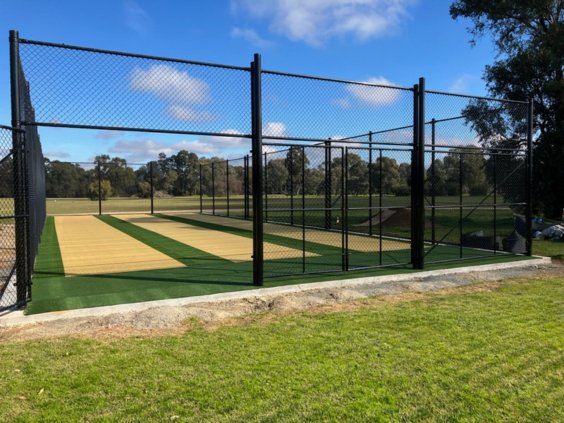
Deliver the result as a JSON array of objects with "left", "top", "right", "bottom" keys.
[
  {"left": 27, "top": 215, "right": 534, "bottom": 315},
  {"left": 3, "top": 275, "right": 564, "bottom": 421}
]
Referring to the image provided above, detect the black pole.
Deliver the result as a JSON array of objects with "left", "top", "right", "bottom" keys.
[
  {"left": 212, "top": 161, "right": 215, "bottom": 216},
  {"left": 226, "top": 159, "right": 230, "bottom": 217},
  {"left": 416, "top": 77, "right": 426, "bottom": 269},
  {"left": 150, "top": 161, "right": 154, "bottom": 214},
  {"left": 493, "top": 154, "right": 497, "bottom": 255},
  {"left": 290, "top": 147, "right": 294, "bottom": 225},
  {"left": 264, "top": 152, "right": 268, "bottom": 222},
  {"left": 379, "top": 149, "right": 383, "bottom": 266},
  {"left": 325, "top": 139, "right": 332, "bottom": 230},
  {"left": 369, "top": 132, "right": 373, "bottom": 237},
  {"left": 251, "top": 55, "right": 264, "bottom": 286},
  {"left": 526, "top": 99, "right": 533, "bottom": 256},
  {"left": 341, "top": 147, "right": 345, "bottom": 271},
  {"left": 431, "top": 118, "right": 436, "bottom": 245},
  {"left": 302, "top": 146, "right": 306, "bottom": 274},
  {"left": 344, "top": 147, "right": 349, "bottom": 271},
  {"left": 411, "top": 83, "right": 420, "bottom": 268},
  {"left": 459, "top": 153, "right": 463, "bottom": 259},
  {"left": 10, "top": 30, "right": 28, "bottom": 306},
  {"left": 199, "top": 164, "right": 202, "bottom": 213},
  {"left": 97, "top": 159, "right": 102, "bottom": 215}
]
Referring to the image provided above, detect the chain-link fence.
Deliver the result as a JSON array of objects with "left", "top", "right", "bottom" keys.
[{"left": 9, "top": 31, "right": 533, "bottom": 291}]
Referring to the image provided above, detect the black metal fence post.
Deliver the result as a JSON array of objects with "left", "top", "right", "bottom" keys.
[
  {"left": 379, "top": 149, "right": 383, "bottom": 266},
  {"left": 526, "top": 98, "right": 533, "bottom": 256},
  {"left": 226, "top": 159, "right": 230, "bottom": 217},
  {"left": 344, "top": 147, "right": 349, "bottom": 271},
  {"left": 341, "top": 147, "right": 345, "bottom": 271},
  {"left": 251, "top": 54, "right": 264, "bottom": 286},
  {"left": 493, "top": 154, "right": 497, "bottom": 254},
  {"left": 10, "top": 30, "right": 28, "bottom": 306},
  {"left": 302, "top": 146, "right": 306, "bottom": 273},
  {"left": 150, "top": 161, "right": 154, "bottom": 214},
  {"left": 290, "top": 146, "right": 294, "bottom": 226},
  {"left": 325, "top": 139, "right": 332, "bottom": 230},
  {"left": 199, "top": 163, "right": 202, "bottom": 213},
  {"left": 211, "top": 161, "right": 215, "bottom": 215},
  {"left": 368, "top": 132, "right": 373, "bottom": 237},
  {"left": 459, "top": 153, "right": 463, "bottom": 259},
  {"left": 431, "top": 118, "right": 436, "bottom": 245},
  {"left": 264, "top": 152, "right": 268, "bottom": 222},
  {"left": 97, "top": 159, "right": 102, "bottom": 215},
  {"left": 411, "top": 83, "right": 420, "bottom": 268}
]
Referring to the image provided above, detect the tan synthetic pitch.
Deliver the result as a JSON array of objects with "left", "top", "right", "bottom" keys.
[
  {"left": 55, "top": 216, "right": 184, "bottom": 277},
  {"left": 115, "top": 214, "right": 317, "bottom": 262},
  {"left": 170, "top": 212, "right": 409, "bottom": 252}
]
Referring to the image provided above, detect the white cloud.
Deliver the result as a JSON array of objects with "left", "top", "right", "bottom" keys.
[
  {"left": 129, "top": 64, "right": 210, "bottom": 104},
  {"left": 333, "top": 76, "right": 401, "bottom": 109},
  {"left": 231, "top": 27, "right": 273, "bottom": 47},
  {"left": 124, "top": 0, "right": 152, "bottom": 34},
  {"left": 45, "top": 151, "right": 70, "bottom": 159},
  {"left": 263, "top": 122, "right": 288, "bottom": 138},
  {"left": 232, "top": 0, "right": 415, "bottom": 46},
  {"left": 449, "top": 74, "right": 477, "bottom": 94},
  {"left": 164, "top": 105, "right": 216, "bottom": 122},
  {"left": 96, "top": 130, "right": 125, "bottom": 139}
]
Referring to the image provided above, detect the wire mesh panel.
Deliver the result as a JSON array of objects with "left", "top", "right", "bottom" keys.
[
  {"left": 346, "top": 147, "right": 412, "bottom": 270},
  {"left": 423, "top": 92, "right": 529, "bottom": 264},
  {"left": 226, "top": 157, "right": 247, "bottom": 218},
  {"left": 0, "top": 127, "right": 20, "bottom": 311},
  {"left": 18, "top": 40, "right": 252, "bottom": 136},
  {"left": 262, "top": 71, "right": 414, "bottom": 141}
]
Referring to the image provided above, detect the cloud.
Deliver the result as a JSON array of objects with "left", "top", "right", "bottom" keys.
[
  {"left": 45, "top": 151, "right": 70, "bottom": 159},
  {"left": 232, "top": 0, "right": 415, "bottom": 46},
  {"left": 96, "top": 130, "right": 125, "bottom": 139},
  {"left": 262, "top": 122, "right": 288, "bottom": 138},
  {"left": 129, "top": 64, "right": 211, "bottom": 104},
  {"left": 449, "top": 74, "right": 477, "bottom": 94},
  {"left": 333, "top": 76, "right": 401, "bottom": 109},
  {"left": 164, "top": 105, "right": 217, "bottom": 122},
  {"left": 231, "top": 27, "right": 273, "bottom": 47},
  {"left": 124, "top": 0, "right": 152, "bottom": 34}
]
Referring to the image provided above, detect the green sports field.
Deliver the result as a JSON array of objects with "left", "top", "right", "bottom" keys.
[{"left": 26, "top": 211, "right": 533, "bottom": 315}]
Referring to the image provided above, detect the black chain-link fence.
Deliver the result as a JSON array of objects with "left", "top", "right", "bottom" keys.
[{"left": 9, "top": 31, "right": 533, "bottom": 290}]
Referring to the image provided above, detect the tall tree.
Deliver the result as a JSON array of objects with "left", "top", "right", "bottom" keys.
[{"left": 451, "top": 0, "right": 564, "bottom": 218}]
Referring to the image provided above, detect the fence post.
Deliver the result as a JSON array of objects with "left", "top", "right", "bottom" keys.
[
  {"left": 459, "top": 153, "right": 463, "bottom": 259},
  {"left": 416, "top": 78, "right": 426, "bottom": 268},
  {"left": 226, "top": 159, "right": 229, "bottom": 217},
  {"left": 302, "top": 146, "right": 306, "bottom": 273},
  {"left": 150, "top": 161, "right": 154, "bottom": 214},
  {"left": 379, "top": 149, "right": 383, "bottom": 266},
  {"left": 526, "top": 99, "right": 533, "bottom": 256},
  {"left": 411, "top": 83, "right": 420, "bottom": 268},
  {"left": 290, "top": 146, "right": 294, "bottom": 225},
  {"left": 344, "top": 147, "right": 349, "bottom": 271},
  {"left": 368, "top": 132, "right": 373, "bottom": 237},
  {"left": 212, "top": 161, "right": 215, "bottom": 216},
  {"left": 325, "top": 139, "right": 332, "bottom": 230},
  {"left": 431, "top": 118, "right": 436, "bottom": 245},
  {"left": 199, "top": 164, "right": 202, "bottom": 213},
  {"left": 251, "top": 54, "right": 264, "bottom": 286},
  {"left": 493, "top": 154, "right": 497, "bottom": 255},
  {"left": 10, "top": 30, "right": 29, "bottom": 306},
  {"left": 97, "top": 160, "right": 102, "bottom": 215},
  {"left": 264, "top": 152, "right": 268, "bottom": 222}
]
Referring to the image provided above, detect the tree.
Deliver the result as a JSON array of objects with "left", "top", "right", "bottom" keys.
[
  {"left": 87, "top": 180, "right": 112, "bottom": 201},
  {"left": 451, "top": 0, "right": 564, "bottom": 218}
]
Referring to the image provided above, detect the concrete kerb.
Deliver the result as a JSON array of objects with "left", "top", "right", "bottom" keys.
[{"left": 0, "top": 256, "right": 551, "bottom": 328}]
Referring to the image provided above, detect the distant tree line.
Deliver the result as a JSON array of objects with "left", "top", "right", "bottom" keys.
[{"left": 0, "top": 147, "right": 517, "bottom": 203}]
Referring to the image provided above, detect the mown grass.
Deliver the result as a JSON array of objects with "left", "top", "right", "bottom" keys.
[{"left": 2, "top": 276, "right": 564, "bottom": 421}]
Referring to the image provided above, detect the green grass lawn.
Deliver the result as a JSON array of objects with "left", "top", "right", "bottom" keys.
[{"left": 2, "top": 275, "right": 563, "bottom": 421}]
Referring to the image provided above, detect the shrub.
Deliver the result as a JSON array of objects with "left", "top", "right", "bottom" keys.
[
  {"left": 469, "top": 183, "right": 489, "bottom": 196},
  {"left": 137, "top": 181, "right": 154, "bottom": 199},
  {"left": 393, "top": 185, "right": 411, "bottom": 196}
]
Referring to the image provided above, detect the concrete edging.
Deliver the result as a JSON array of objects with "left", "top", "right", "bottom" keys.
[{"left": 0, "top": 257, "right": 551, "bottom": 328}]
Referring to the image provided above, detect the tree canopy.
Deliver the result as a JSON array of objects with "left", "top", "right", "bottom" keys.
[{"left": 451, "top": 0, "right": 564, "bottom": 218}]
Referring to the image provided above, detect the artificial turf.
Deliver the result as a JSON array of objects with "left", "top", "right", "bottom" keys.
[{"left": 26, "top": 215, "right": 535, "bottom": 315}]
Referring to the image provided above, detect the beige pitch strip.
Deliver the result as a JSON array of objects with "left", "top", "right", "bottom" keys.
[
  {"left": 114, "top": 214, "right": 318, "bottom": 263},
  {"left": 169, "top": 212, "right": 410, "bottom": 252},
  {"left": 55, "top": 216, "right": 185, "bottom": 277}
]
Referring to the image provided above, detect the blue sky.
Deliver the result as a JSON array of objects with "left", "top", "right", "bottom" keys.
[{"left": 0, "top": 0, "right": 497, "bottom": 164}]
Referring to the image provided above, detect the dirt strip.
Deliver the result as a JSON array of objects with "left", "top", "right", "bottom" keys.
[{"left": 0, "top": 260, "right": 560, "bottom": 342}]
